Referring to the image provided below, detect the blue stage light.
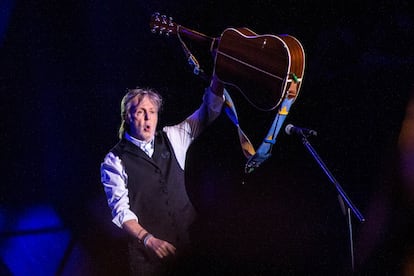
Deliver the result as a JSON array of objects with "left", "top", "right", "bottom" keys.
[{"left": 0, "top": 205, "right": 71, "bottom": 276}]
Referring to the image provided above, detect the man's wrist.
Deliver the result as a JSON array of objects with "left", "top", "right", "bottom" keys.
[
  {"left": 210, "top": 75, "right": 224, "bottom": 96},
  {"left": 140, "top": 232, "right": 153, "bottom": 247}
]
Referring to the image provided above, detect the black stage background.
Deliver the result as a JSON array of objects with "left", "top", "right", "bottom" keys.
[{"left": 0, "top": 1, "right": 413, "bottom": 275}]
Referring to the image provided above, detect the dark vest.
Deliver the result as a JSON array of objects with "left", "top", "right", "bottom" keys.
[{"left": 111, "top": 131, "right": 197, "bottom": 249}]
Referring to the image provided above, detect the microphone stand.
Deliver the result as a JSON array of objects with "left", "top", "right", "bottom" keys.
[{"left": 297, "top": 132, "right": 365, "bottom": 273}]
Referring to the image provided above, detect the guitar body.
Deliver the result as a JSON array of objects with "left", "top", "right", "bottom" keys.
[{"left": 214, "top": 28, "right": 305, "bottom": 110}]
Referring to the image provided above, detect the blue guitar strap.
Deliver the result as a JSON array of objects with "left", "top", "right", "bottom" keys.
[
  {"left": 224, "top": 78, "right": 299, "bottom": 173},
  {"left": 223, "top": 90, "right": 256, "bottom": 158}
]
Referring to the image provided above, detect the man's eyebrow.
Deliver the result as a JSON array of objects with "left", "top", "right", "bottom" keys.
[{"left": 133, "top": 105, "right": 157, "bottom": 111}]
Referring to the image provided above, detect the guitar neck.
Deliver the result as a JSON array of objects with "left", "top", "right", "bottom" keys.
[
  {"left": 178, "top": 25, "right": 214, "bottom": 43},
  {"left": 178, "top": 25, "right": 219, "bottom": 53},
  {"left": 150, "top": 12, "right": 217, "bottom": 50}
]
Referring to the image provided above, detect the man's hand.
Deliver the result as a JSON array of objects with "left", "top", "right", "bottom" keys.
[
  {"left": 210, "top": 74, "right": 224, "bottom": 96},
  {"left": 145, "top": 236, "right": 176, "bottom": 259}
]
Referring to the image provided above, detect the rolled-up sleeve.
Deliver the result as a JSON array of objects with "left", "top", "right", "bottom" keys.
[
  {"left": 100, "top": 152, "right": 138, "bottom": 228},
  {"left": 164, "top": 87, "right": 225, "bottom": 169},
  {"left": 187, "top": 87, "right": 225, "bottom": 130}
]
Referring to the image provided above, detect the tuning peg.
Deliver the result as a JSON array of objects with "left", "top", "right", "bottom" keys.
[
  {"left": 152, "top": 12, "right": 160, "bottom": 21},
  {"left": 150, "top": 12, "right": 175, "bottom": 36}
]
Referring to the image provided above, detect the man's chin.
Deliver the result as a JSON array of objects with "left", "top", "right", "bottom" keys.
[{"left": 143, "top": 131, "right": 155, "bottom": 141}]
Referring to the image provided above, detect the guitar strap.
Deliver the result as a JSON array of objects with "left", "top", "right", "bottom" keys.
[{"left": 224, "top": 79, "right": 299, "bottom": 173}]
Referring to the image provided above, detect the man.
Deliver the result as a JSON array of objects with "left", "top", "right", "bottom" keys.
[{"left": 100, "top": 76, "right": 224, "bottom": 275}]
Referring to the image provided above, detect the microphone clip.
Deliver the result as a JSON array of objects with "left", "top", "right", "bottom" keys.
[{"left": 285, "top": 124, "right": 318, "bottom": 137}]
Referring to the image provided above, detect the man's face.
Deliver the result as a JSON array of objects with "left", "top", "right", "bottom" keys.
[{"left": 127, "top": 95, "right": 158, "bottom": 142}]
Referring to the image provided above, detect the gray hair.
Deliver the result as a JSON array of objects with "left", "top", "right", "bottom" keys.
[{"left": 118, "top": 88, "right": 163, "bottom": 139}]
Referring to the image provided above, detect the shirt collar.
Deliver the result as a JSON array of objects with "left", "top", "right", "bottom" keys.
[{"left": 125, "top": 132, "right": 154, "bottom": 156}]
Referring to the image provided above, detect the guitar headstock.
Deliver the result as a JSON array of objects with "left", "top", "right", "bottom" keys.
[{"left": 150, "top": 12, "right": 177, "bottom": 36}]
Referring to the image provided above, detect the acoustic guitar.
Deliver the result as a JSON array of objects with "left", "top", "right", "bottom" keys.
[{"left": 150, "top": 12, "right": 305, "bottom": 111}]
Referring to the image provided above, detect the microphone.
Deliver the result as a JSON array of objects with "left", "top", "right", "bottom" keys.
[{"left": 285, "top": 124, "right": 317, "bottom": 137}]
